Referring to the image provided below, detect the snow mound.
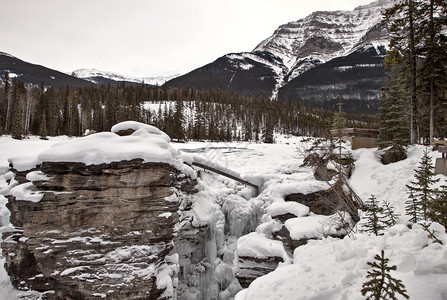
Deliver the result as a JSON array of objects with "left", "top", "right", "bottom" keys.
[
  {"left": 285, "top": 212, "right": 352, "bottom": 240},
  {"left": 237, "top": 232, "right": 291, "bottom": 263},
  {"left": 266, "top": 202, "right": 309, "bottom": 218},
  {"left": 111, "top": 121, "right": 170, "bottom": 142},
  {"left": 236, "top": 223, "right": 447, "bottom": 300}
]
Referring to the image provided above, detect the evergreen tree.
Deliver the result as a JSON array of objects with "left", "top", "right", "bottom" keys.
[
  {"left": 10, "top": 79, "right": 24, "bottom": 140},
  {"left": 69, "top": 91, "right": 80, "bottom": 136},
  {"left": 331, "top": 100, "right": 347, "bottom": 157},
  {"left": 361, "top": 250, "right": 409, "bottom": 300},
  {"left": 405, "top": 190, "right": 421, "bottom": 223},
  {"left": 406, "top": 150, "right": 439, "bottom": 220},
  {"left": 429, "top": 184, "right": 447, "bottom": 229},
  {"left": 262, "top": 114, "right": 274, "bottom": 144},
  {"left": 382, "top": 0, "right": 423, "bottom": 144},
  {"left": 332, "top": 101, "right": 346, "bottom": 136},
  {"left": 44, "top": 87, "right": 58, "bottom": 136},
  {"left": 39, "top": 112, "right": 48, "bottom": 140},
  {"left": 378, "top": 65, "right": 410, "bottom": 148},
  {"left": 382, "top": 200, "right": 399, "bottom": 227},
  {"left": 416, "top": 0, "right": 447, "bottom": 143},
  {"left": 4, "top": 71, "right": 11, "bottom": 133},
  {"left": 362, "top": 195, "right": 386, "bottom": 236}
]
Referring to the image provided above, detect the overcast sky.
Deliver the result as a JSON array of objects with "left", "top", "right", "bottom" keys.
[{"left": 1, "top": 0, "right": 374, "bottom": 77}]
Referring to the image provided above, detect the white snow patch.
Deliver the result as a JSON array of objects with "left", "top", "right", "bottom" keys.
[
  {"left": 285, "top": 212, "right": 352, "bottom": 240},
  {"left": 9, "top": 182, "right": 43, "bottom": 202},
  {"left": 236, "top": 232, "right": 291, "bottom": 264},
  {"left": 266, "top": 201, "right": 309, "bottom": 218},
  {"left": 158, "top": 212, "right": 172, "bottom": 218}
]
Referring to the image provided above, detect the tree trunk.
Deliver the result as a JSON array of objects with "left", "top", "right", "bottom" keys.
[{"left": 409, "top": 0, "right": 417, "bottom": 144}]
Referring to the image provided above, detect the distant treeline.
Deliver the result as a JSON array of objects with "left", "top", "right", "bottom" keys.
[{"left": 0, "top": 76, "right": 378, "bottom": 141}]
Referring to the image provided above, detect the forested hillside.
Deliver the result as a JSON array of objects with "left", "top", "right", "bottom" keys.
[{"left": 0, "top": 76, "right": 377, "bottom": 141}]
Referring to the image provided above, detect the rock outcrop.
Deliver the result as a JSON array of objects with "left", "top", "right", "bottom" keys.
[
  {"left": 2, "top": 159, "right": 195, "bottom": 299},
  {"left": 2, "top": 122, "right": 198, "bottom": 299}
]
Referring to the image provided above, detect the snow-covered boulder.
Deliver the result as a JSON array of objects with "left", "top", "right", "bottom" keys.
[{"left": 235, "top": 232, "right": 291, "bottom": 288}]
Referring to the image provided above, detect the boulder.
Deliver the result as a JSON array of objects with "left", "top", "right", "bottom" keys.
[{"left": 380, "top": 145, "right": 407, "bottom": 165}]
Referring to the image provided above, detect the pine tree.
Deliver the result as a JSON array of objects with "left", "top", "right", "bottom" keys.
[
  {"left": 405, "top": 190, "right": 421, "bottom": 223},
  {"left": 362, "top": 195, "right": 386, "bottom": 236},
  {"left": 429, "top": 184, "right": 447, "bottom": 230},
  {"left": 406, "top": 149, "right": 439, "bottom": 220},
  {"left": 382, "top": 200, "right": 399, "bottom": 227},
  {"left": 378, "top": 65, "right": 410, "bottom": 148},
  {"left": 262, "top": 114, "right": 274, "bottom": 144},
  {"left": 39, "top": 112, "right": 48, "bottom": 140},
  {"left": 361, "top": 250, "right": 409, "bottom": 300},
  {"left": 171, "top": 100, "right": 185, "bottom": 141},
  {"left": 416, "top": 0, "right": 447, "bottom": 143},
  {"left": 331, "top": 100, "right": 347, "bottom": 162},
  {"left": 10, "top": 79, "right": 24, "bottom": 140},
  {"left": 4, "top": 71, "right": 11, "bottom": 133},
  {"left": 382, "top": 0, "right": 423, "bottom": 144}
]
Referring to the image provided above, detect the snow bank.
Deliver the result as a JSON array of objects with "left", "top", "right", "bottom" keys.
[
  {"left": 236, "top": 143, "right": 447, "bottom": 300},
  {"left": 350, "top": 145, "right": 445, "bottom": 217},
  {"left": 111, "top": 121, "right": 170, "bottom": 142},
  {"left": 237, "top": 232, "right": 291, "bottom": 263},
  {"left": 266, "top": 202, "right": 309, "bottom": 218},
  {"left": 236, "top": 223, "right": 447, "bottom": 300},
  {"left": 268, "top": 180, "right": 329, "bottom": 198},
  {"left": 284, "top": 212, "right": 351, "bottom": 240},
  {"left": 37, "top": 131, "right": 174, "bottom": 166}
]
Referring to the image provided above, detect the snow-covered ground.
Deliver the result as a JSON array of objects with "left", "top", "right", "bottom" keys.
[{"left": 0, "top": 132, "right": 446, "bottom": 299}]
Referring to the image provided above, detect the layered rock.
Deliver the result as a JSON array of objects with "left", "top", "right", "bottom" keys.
[
  {"left": 2, "top": 121, "right": 197, "bottom": 299},
  {"left": 2, "top": 159, "right": 195, "bottom": 299},
  {"left": 235, "top": 232, "right": 290, "bottom": 288}
]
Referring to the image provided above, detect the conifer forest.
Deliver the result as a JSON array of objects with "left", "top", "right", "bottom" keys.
[{"left": 0, "top": 79, "right": 377, "bottom": 142}]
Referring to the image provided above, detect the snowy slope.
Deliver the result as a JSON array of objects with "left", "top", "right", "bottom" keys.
[
  {"left": 254, "top": 0, "right": 392, "bottom": 82},
  {"left": 234, "top": 144, "right": 447, "bottom": 300},
  {"left": 72, "top": 68, "right": 178, "bottom": 86},
  {"left": 1, "top": 133, "right": 446, "bottom": 299}
]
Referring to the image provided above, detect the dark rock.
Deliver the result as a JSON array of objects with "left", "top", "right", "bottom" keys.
[
  {"left": 272, "top": 226, "right": 307, "bottom": 252},
  {"left": 271, "top": 212, "right": 297, "bottom": 223},
  {"left": 380, "top": 145, "right": 407, "bottom": 165},
  {"left": 285, "top": 190, "right": 340, "bottom": 216},
  {"left": 235, "top": 256, "right": 284, "bottom": 288},
  {"left": 285, "top": 182, "right": 360, "bottom": 222},
  {"left": 114, "top": 129, "right": 136, "bottom": 136}
]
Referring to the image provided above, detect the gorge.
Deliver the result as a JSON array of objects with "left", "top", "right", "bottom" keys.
[{"left": 0, "top": 122, "right": 361, "bottom": 299}]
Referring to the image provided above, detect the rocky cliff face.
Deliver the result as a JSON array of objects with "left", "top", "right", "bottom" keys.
[
  {"left": 1, "top": 121, "right": 201, "bottom": 299},
  {"left": 2, "top": 159, "right": 195, "bottom": 299},
  {"left": 254, "top": 0, "right": 391, "bottom": 79}
]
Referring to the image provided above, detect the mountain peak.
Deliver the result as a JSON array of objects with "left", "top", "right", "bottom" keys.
[
  {"left": 254, "top": 0, "right": 393, "bottom": 79},
  {"left": 72, "top": 68, "right": 178, "bottom": 86}
]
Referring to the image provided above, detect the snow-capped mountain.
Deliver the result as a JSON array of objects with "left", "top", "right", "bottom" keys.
[
  {"left": 254, "top": 0, "right": 391, "bottom": 82},
  {"left": 167, "top": 0, "right": 394, "bottom": 113},
  {"left": 72, "top": 68, "right": 178, "bottom": 86}
]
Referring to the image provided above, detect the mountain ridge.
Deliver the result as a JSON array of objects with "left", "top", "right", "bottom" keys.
[
  {"left": 71, "top": 68, "right": 178, "bottom": 86},
  {"left": 0, "top": 52, "right": 92, "bottom": 89},
  {"left": 166, "top": 0, "right": 394, "bottom": 113}
]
